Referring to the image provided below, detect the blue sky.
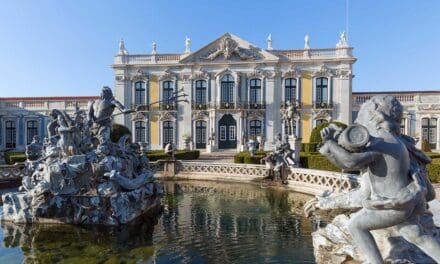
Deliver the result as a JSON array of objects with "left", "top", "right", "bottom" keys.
[{"left": 1, "top": 0, "right": 439, "bottom": 97}]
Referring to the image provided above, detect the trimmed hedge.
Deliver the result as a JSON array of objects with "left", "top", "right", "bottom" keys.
[
  {"left": 300, "top": 152, "right": 341, "bottom": 172},
  {"left": 428, "top": 158, "right": 440, "bottom": 183},
  {"left": 110, "top": 124, "right": 131, "bottom": 143},
  {"left": 234, "top": 151, "right": 269, "bottom": 164},
  {"left": 146, "top": 150, "right": 200, "bottom": 161},
  {"left": 4, "top": 152, "right": 26, "bottom": 165},
  {"left": 306, "top": 121, "right": 347, "bottom": 153}
]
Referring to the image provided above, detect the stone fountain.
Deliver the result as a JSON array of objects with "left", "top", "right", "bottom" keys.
[{"left": 2, "top": 87, "right": 163, "bottom": 226}]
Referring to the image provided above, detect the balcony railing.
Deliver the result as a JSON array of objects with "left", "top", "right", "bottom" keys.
[
  {"left": 159, "top": 103, "right": 177, "bottom": 111},
  {"left": 281, "top": 100, "right": 302, "bottom": 109},
  {"left": 247, "top": 102, "right": 266, "bottom": 110},
  {"left": 219, "top": 102, "right": 235, "bottom": 109},
  {"left": 313, "top": 102, "right": 333, "bottom": 109},
  {"left": 192, "top": 102, "right": 208, "bottom": 110}
]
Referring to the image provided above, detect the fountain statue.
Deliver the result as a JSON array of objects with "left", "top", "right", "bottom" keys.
[
  {"left": 2, "top": 86, "right": 163, "bottom": 226},
  {"left": 304, "top": 95, "right": 440, "bottom": 264}
]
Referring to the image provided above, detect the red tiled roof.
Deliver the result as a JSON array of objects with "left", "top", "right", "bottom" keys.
[
  {"left": 353, "top": 90, "right": 440, "bottom": 95},
  {"left": 0, "top": 96, "right": 99, "bottom": 101}
]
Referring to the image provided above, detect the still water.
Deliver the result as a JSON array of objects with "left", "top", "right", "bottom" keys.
[{"left": 0, "top": 181, "right": 316, "bottom": 263}]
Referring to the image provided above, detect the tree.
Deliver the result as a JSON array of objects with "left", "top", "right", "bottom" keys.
[{"left": 110, "top": 123, "right": 131, "bottom": 143}]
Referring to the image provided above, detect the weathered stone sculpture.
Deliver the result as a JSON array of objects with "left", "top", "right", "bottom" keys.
[
  {"left": 304, "top": 95, "right": 440, "bottom": 264},
  {"left": 2, "top": 86, "right": 163, "bottom": 226}
]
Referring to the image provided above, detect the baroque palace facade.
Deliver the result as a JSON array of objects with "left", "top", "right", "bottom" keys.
[
  {"left": 1, "top": 33, "right": 439, "bottom": 155},
  {"left": 112, "top": 33, "right": 355, "bottom": 151}
]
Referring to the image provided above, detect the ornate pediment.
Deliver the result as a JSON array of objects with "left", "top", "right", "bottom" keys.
[
  {"left": 418, "top": 104, "right": 440, "bottom": 111},
  {"left": 190, "top": 68, "right": 210, "bottom": 80},
  {"left": 131, "top": 111, "right": 147, "bottom": 121},
  {"left": 179, "top": 33, "right": 280, "bottom": 63},
  {"left": 313, "top": 65, "right": 334, "bottom": 77},
  {"left": 159, "top": 112, "right": 176, "bottom": 121},
  {"left": 131, "top": 69, "right": 149, "bottom": 81},
  {"left": 313, "top": 109, "right": 332, "bottom": 120},
  {"left": 192, "top": 110, "right": 209, "bottom": 120},
  {"left": 283, "top": 65, "right": 302, "bottom": 78},
  {"left": 159, "top": 69, "right": 177, "bottom": 81}
]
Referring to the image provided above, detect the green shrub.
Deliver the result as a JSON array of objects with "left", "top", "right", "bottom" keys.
[
  {"left": 422, "top": 139, "right": 432, "bottom": 153},
  {"left": 110, "top": 124, "right": 131, "bottom": 143},
  {"left": 4, "top": 152, "right": 26, "bottom": 165},
  {"left": 233, "top": 151, "right": 269, "bottom": 164},
  {"left": 428, "top": 158, "right": 440, "bottom": 183},
  {"left": 234, "top": 153, "right": 245, "bottom": 163},
  {"left": 307, "top": 121, "right": 347, "bottom": 153},
  {"left": 146, "top": 150, "right": 200, "bottom": 161}
]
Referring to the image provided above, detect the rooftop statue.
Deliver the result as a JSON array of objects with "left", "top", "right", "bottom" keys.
[
  {"left": 304, "top": 95, "right": 440, "bottom": 264},
  {"left": 2, "top": 87, "right": 163, "bottom": 226}
]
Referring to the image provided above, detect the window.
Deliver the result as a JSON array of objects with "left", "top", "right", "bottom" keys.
[
  {"left": 229, "top": 126, "right": 236, "bottom": 141},
  {"left": 249, "top": 120, "right": 262, "bottom": 138},
  {"left": 284, "top": 120, "right": 297, "bottom": 136},
  {"left": 221, "top": 74, "right": 234, "bottom": 103},
  {"left": 315, "top": 119, "right": 328, "bottom": 127},
  {"left": 162, "top": 81, "right": 174, "bottom": 104},
  {"left": 27, "top": 120, "right": 39, "bottom": 144},
  {"left": 422, "top": 118, "right": 437, "bottom": 149},
  {"left": 135, "top": 81, "right": 146, "bottom": 105},
  {"left": 249, "top": 79, "right": 261, "bottom": 104},
  {"left": 5, "top": 120, "right": 16, "bottom": 148},
  {"left": 220, "top": 126, "right": 227, "bottom": 141},
  {"left": 162, "top": 121, "right": 174, "bottom": 147},
  {"left": 135, "top": 121, "right": 146, "bottom": 143},
  {"left": 285, "top": 78, "right": 297, "bottom": 103},
  {"left": 315, "top": 77, "right": 328, "bottom": 104},
  {"left": 400, "top": 118, "right": 406, "bottom": 135},
  {"left": 195, "top": 80, "right": 207, "bottom": 105}
]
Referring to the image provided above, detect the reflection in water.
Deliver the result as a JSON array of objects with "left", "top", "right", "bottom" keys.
[{"left": 0, "top": 180, "right": 316, "bottom": 263}]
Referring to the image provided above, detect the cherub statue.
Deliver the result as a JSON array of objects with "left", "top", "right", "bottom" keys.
[{"left": 304, "top": 95, "right": 440, "bottom": 264}]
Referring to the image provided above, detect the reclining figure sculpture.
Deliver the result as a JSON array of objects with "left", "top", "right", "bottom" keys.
[
  {"left": 304, "top": 95, "right": 440, "bottom": 264},
  {"left": 2, "top": 86, "right": 162, "bottom": 226}
]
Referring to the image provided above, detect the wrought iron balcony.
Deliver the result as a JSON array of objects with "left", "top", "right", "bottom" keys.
[
  {"left": 159, "top": 103, "right": 177, "bottom": 111},
  {"left": 247, "top": 102, "right": 266, "bottom": 110},
  {"left": 191, "top": 102, "right": 208, "bottom": 110},
  {"left": 219, "top": 102, "right": 235, "bottom": 109},
  {"left": 313, "top": 102, "right": 333, "bottom": 109}
]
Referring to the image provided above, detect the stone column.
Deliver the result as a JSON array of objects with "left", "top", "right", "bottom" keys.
[
  {"left": 264, "top": 72, "right": 281, "bottom": 150},
  {"left": 178, "top": 75, "right": 193, "bottom": 149},
  {"left": 338, "top": 73, "right": 352, "bottom": 125}
]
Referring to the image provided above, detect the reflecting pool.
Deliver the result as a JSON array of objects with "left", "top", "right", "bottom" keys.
[{"left": 0, "top": 180, "right": 316, "bottom": 263}]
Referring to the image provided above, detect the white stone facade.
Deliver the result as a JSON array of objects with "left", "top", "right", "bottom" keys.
[
  {"left": 352, "top": 91, "right": 440, "bottom": 151},
  {"left": 112, "top": 33, "right": 356, "bottom": 151}
]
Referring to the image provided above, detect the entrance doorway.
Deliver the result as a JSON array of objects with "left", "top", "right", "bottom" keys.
[
  {"left": 218, "top": 114, "right": 237, "bottom": 149},
  {"left": 195, "top": 120, "right": 207, "bottom": 149}
]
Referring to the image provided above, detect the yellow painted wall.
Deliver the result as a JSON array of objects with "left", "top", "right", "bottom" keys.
[
  {"left": 149, "top": 75, "right": 159, "bottom": 145},
  {"left": 150, "top": 75, "right": 159, "bottom": 103},
  {"left": 301, "top": 74, "right": 312, "bottom": 143},
  {"left": 150, "top": 115, "right": 159, "bottom": 145}
]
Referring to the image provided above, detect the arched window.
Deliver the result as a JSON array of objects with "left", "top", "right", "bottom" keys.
[
  {"left": 422, "top": 118, "right": 437, "bottom": 149},
  {"left": 249, "top": 79, "right": 261, "bottom": 104},
  {"left": 135, "top": 121, "right": 146, "bottom": 143},
  {"left": 285, "top": 78, "right": 297, "bottom": 103},
  {"left": 221, "top": 74, "right": 234, "bottom": 103},
  {"left": 134, "top": 81, "right": 146, "bottom": 105},
  {"left": 162, "top": 81, "right": 174, "bottom": 104},
  {"left": 163, "top": 121, "right": 174, "bottom": 147},
  {"left": 249, "top": 120, "right": 262, "bottom": 138},
  {"left": 315, "top": 119, "right": 328, "bottom": 127},
  {"left": 315, "top": 77, "right": 328, "bottom": 104},
  {"left": 5, "top": 120, "right": 16, "bottom": 148},
  {"left": 27, "top": 120, "right": 39, "bottom": 144},
  {"left": 195, "top": 80, "right": 207, "bottom": 105}
]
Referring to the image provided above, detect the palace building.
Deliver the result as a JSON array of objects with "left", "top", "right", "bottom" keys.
[
  {"left": 112, "top": 33, "right": 356, "bottom": 151},
  {"left": 2, "top": 33, "right": 438, "bottom": 156}
]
